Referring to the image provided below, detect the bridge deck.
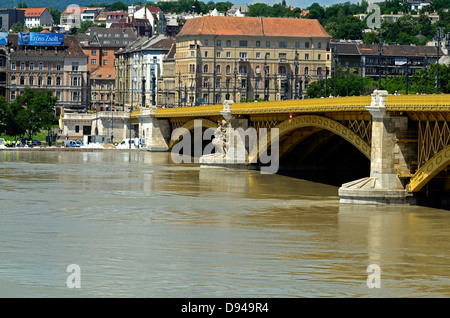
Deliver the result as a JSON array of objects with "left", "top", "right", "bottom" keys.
[{"left": 150, "top": 94, "right": 450, "bottom": 118}]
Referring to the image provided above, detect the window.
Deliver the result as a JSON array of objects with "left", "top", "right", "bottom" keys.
[
  {"left": 72, "top": 92, "right": 80, "bottom": 102},
  {"left": 255, "top": 79, "right": 260, "bottom": 89},
  {"left": 239, "top": 52, "right": 248, "bottom": 59},
  {"left": 305, "top": 42, "right": 310, "bottom": 48},
  {"left": 71, "top": 77, "right": 81, "bottom": 86},
  {"left": 318, "top": 54, "right": 321, "bottom": 60},
  {"left": 72, "top": 63, "right": 78, "bottom": 71},
  {"left": 75, "top": 125, "right": 79, "bottom": 133},
  {"left": 216, "top": 52, "right": 221, "bottom": 58},
  {"left": 20, "top": 76, "right": 25, "bottom": 85},
  {"left": 20, "top": 62, "right": 25, "bottom": 70},
  {"left": 103, "top": 59, "right": 108, "bottom": 65},
  {"left": 318, "top": 42, "right": 322, "bottom": 49},
  {"left": 57, "top": 64, "right": 62, "bottom": 71},
  {"left": 226, "top": 78, "right": 231, "bottom": 88},
  {"left": 205, "top": 40, "right": 208, "bottom": 46},
  {"left": 239, "top": 40, "right": 248, "bottom": 47},
  {"left": 305, "top": 54, "right": 309, "bottom": 60},
  {"left": 203, "top": 78, "right": 209, "bottom": 88},
  {"left": 91, "top": 59, "right": 97, "bottom": 65},
  {"left": 256, "top": 41, "right": 260, "bottom": 47},
  {"left": 216, "top": 65, "right": 220, "bottom": 73},
  {"left": 226, "top": 40, "right": 231, "bottom": 47},
  {"left": 295, "top": 42, "right": 300, "bottom": 48},
  {"left": 103, "top": 50, "right": 108, "bottom": 56},
  {"left": 38, "top": 76, "right": 43, "bottom": 86},
  {"left": 203, "top": 64, "right": 208, "bottom": 73},
  {"left": 29, "top": 62, "right": 34, "bottom": 70},
  {"left": 204, "top": 51, "right": 208, "bottom": 58},
  {"left": 39, "top": 63, "right": 43, "bottom": 71},
  {"left": 226, "top": 65, "right": 231, "bottom": 74},
  {"left": 256, "top": 52, "right": 261, "bottom": 59},
  {"left": 226, "top": 52, "right": 231, "bottom": 58},
  {"left": 304, "top": 67, "right": 309, "bottom": 75},
  {"left": 56, "top": 77, "right": 61, "bottom": 86},
  {"left": 92, "top": 49, "right": 97, "bottom": 56},
  {"left": 266, "top": 41, "right": 270, "bottom": 48},
  {"left": 190, "top": 51, "right": 195, "bottom": 57},
  {"left": 29, "top": 76, "right": 34, "bottom": 85},
  {"left": 216, "top": 40, "right": 221, "bottom": 46},
  {"left": 47, "top": 76, "right": 52, "bottom": 85},
  {"left": 279, "top": 41, "right": 287, "bottom": 48},
  {"left": 56, "top": 91, "right": 61, "bottom": 100},
  {"left": 11, "top": 62, "right": 16, "bottom": 70}
]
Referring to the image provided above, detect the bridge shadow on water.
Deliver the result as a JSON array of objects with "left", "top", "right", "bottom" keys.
[{"left": 276, "top": 132, "right": 370, "bottom": 187}]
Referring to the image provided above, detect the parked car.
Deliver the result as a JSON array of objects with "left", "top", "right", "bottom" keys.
[
  {"left": 64, "top": 140, "right": 80, "bottom": 148},
  {"left": 75, "top": 140, "right": 83, "bottom": 147}
]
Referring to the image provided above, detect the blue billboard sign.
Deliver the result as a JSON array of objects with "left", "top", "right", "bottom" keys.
[
  {"left": 18, "top": 32, "right": 64, "bottom": 46},
  {"left": 0, "top": 32, "right": 8, "bottom": 45}
]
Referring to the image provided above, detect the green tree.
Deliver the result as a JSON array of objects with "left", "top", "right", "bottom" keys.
[
  {"left": 76, "top": 20, "right": 95, "bottom": 34},
  {"left": 30, "top": 26, "right": 44, "bottom": 32},
  {"left": 9, "top": 22, "right": 24, "bottom": 33},
  {"left": 109, "top": 1, "right": 129, "bottom": 11},
  {"left": 48, "top": 6, "right": 61, "bottom": 26},
  {"left": 8, "top": 88, "right": 57, "bottom": 139}
]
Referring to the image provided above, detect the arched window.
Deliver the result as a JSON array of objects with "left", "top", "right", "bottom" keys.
[
  {"left": 278, "top": 66, "right": 286, "bottom": 74},
  {"left": 304, "top": 67, "right": 309, "bottom": 75},
  {"left": 239, "top": 65, "right": 247, "bottom": 74},
  {"left": 317, "top": 67, "right": 322, "bottom": 75},
  {"left": 203, "top": 64, "right": 208, "bottom": 73},
  {"left": 226, "top": 65, "right": 231, "bottom": 74}
]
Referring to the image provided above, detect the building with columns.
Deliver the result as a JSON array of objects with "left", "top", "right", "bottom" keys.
[
  {"left": 114, "top": 34, "right": 175, "bottom": 110},
  {"left": 175, "top": 16, "right": 332, "bottom": 106}
]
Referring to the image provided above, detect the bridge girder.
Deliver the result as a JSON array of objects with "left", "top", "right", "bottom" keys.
[{"left": 248, "top": 115, "right": 372, "bottom": 163}]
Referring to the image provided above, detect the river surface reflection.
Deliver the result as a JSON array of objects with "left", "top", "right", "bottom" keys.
[{"left": 1, "top": 150, "right": 450, "bottom": 297}]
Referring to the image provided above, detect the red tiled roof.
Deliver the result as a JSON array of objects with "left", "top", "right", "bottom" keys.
[
  {"left": 177, "top": 16, "right": 331, "bottom": 38},
  {"left": 62, "top": 6, "right": 87, "bottom": 14},
  {"left": 18, "top": 8, "right": 47, "bottom": 17}
]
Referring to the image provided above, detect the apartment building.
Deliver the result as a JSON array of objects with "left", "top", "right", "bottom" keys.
[
  {"left": 76, "top": 27, "right": 137, "bottom": 110},
  {"left": 7, "top": 33, "right": 88, "bottom": 115},
  {"left": 115, "top": 35, "right": 175, "bottom": 110},
  {"left": 175, "top": 16, "right": 332, "bottom": 105}
]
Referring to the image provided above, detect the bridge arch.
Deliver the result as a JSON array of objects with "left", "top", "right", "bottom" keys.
[
  {"left": 408, "top": 145, "right": 450, "bottom": 192},
  {"left": 249, "top": 115, "right": 371, "bottom": 163},
  {"left": 168, "top": 118, "right": 218, "bottom": 149}
]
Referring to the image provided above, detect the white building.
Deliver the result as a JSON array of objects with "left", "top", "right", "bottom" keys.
[{"left": 19, "top": 8, "right": 53, "bottom": 29}]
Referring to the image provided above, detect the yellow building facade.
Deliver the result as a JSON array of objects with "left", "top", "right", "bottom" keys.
[{"left": 175, "top": 16, "right": 332, "bottom": 106}]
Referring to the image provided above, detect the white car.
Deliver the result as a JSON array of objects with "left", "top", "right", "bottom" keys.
[{"left": 116, "top": 138, "right": 140, "bottom": 149}]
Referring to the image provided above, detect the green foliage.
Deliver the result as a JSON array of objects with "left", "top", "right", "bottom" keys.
[
  {"left": 4, "top": 88, "right": 57, "bottom": 139},
  {"left": 307, "top": 63, "right": 450, "bottom": 98},
  {"left": 9, "top": 22, "right": 24, "bottom": 33},
  {"left": 108, "top": 1, "right": 129, "bottom": 11}
]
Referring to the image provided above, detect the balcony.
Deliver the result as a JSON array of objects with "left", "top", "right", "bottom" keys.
[
  {"left": 278, "top": 58, "right": 289, "bottom": 63},
  {"left": 239, "top": 57, "right": 249, "bottom": 62}
]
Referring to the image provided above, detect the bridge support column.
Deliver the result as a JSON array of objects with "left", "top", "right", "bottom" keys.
[
  {"left": 339, "top": 90, "right": 414, "bottom": 205},
  {"left": 137, "top": 107, "right": 170, "bottom": 151}
]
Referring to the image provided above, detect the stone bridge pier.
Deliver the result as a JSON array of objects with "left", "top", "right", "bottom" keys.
[
  {"left": 339, "top": 90, "right": 416, "bottom": 205},
  {"left": 137, "top": 107, "right": 171, "bottom": 151}
]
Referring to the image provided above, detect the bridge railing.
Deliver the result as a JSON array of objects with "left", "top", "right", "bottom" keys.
[{"left": 386, "top": 94, "right": 450, "bottom": 107}]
